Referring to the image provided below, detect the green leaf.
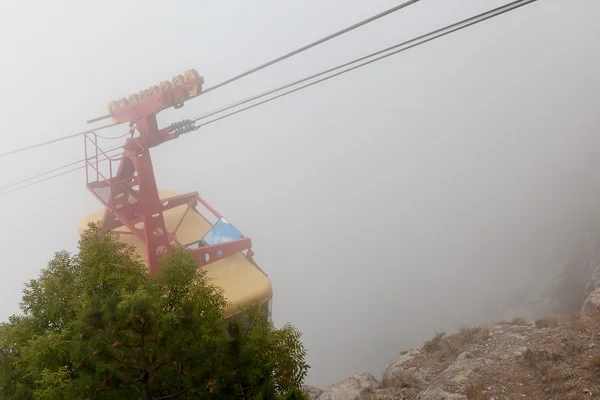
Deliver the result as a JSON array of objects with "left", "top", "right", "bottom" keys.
[{"left": 0, "top": 223, "right": 310, "bottom": 399}]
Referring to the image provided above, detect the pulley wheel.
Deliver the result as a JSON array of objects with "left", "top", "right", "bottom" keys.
[
  {"left": 184, "top": 69, "right": 201, "bottom": 96},
  {"left": 107, "top": 100, "right": 119, "bottom": 122},
  {"left": 159, "top": 81, "right": 172, "bottom": 92},
  {"left": 172, "top": 74, "right": 185, "bottom": 87},
  {"left": 148, "top": 86, "right": 160, "bottom": 96}
]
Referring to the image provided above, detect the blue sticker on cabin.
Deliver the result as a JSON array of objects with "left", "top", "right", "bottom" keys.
[{"left": 203, "top": 218, "right": 242, "bottom": 245}]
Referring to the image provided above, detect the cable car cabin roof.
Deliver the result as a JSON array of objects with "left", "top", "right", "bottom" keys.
[{"left": 78, "top": 190, "right": 272, "bottom": 318}]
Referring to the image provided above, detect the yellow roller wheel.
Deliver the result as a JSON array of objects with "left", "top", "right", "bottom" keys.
[
  {"left": 117, "top": 98, "right": 129, "bottom": 108},
  {"left": 184, "top": 69, "right": 200, "bottom": 80},
  {"left": 184, "top": 69, "right": 201, "bottom": 96},
  {"left": 139, "top": 89, "right": 149, "bottom": 100},
  {"left": 159, "top": 81, "right": 172, "bottom": 92},
  {"left": 148, "top": 85, "right": 160, "bottom": 96},
  {"left": 172, "top": 74, "right": 185, "bottom": 87},
  {"left": 128, "top": 93, "right": 140, "bottom": 104},
  {"left": 108, "top": 100, "right": 119, "bottom": 123}
]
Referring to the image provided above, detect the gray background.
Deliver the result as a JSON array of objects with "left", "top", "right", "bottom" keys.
[{"left": 0, "top": 0, "right": 599, "bottom": 388}]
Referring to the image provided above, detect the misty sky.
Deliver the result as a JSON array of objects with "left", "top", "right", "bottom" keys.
[{"left": 1, "top": 0, "right": 600, "bottom": 388}]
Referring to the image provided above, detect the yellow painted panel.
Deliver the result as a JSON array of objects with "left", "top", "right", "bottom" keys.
[{"left": 79, "top": 190, "right": 273, "bottom": 317}]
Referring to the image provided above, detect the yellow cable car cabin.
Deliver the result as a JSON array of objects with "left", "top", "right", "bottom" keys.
[{"left": 79, "top": 189, "right": 273, "bottom": 321}]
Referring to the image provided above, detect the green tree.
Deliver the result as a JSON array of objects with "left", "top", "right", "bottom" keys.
[{"left": 0, "top": 224, "right": 309, "bottom": 399}]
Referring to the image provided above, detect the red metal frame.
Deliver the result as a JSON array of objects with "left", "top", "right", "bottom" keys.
[{"left": 84, "top": 75, "right": 254, "bottom": 275}]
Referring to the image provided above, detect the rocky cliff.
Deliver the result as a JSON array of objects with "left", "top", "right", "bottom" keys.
[
  {"left": 305, "top": 297, "right": 600, "bottom": 399},
  {"left": 303, "top": 230, "right": 600, "bottom": 400}
]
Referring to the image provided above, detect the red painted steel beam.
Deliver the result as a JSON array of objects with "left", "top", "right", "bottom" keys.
[
  {"left": 84, "top": 71, "right": 255, "bottom": 276},
  {"left": 190, "top": 238, "right": 253, "bottom": 267}
]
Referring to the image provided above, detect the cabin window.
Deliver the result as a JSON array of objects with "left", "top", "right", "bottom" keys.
[
  {"left": 184, "top": 239, "right": 206, "bottom": 250},
  {"left": 203, "top": 218, "right": 242, "bottom": 245}
]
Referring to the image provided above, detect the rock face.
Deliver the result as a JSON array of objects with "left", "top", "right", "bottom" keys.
[
  {"left": 416, "top": 387, "right": 467, "bottom": 400},
  {"left": 581, "top": 287, "right": 600, "bottom": 316},
  {"left": 306, "top": 288, "right": 600, "bottom": 399},
  {"left": 381, "top": 349, "right": 420, "bottom": 384},
  {"left": 304, "top": 270, "right": 600, "bottom": 400},
  {"left": 416, "top": 357, "right": 490, "bottom": 400},
  {"left": 545, "top": 228, "right": 600, "bottom": 314},
  {"left": 302, "top": 385, "right": 323, "bottom": 399},
  {"left": 317, "top": 371, "right": 379, "bottom": 400}
]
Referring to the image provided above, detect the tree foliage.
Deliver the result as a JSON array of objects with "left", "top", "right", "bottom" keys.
[{"left": 0, "top": 224, "right": 309, "bottom": 399}]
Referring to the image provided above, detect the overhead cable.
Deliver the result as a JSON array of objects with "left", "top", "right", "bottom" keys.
[
  {"left": 0, "top": 122, "right": 120, "bottom": 159},
  {"left": 197, "top": 0, "right": 420, "bottom": 96},
  {"left": 2, "top": 0, "right": 420, "bottom": 157},
  {"left": 0, "top": 0, "right": 538, "bottom": 197},
  {"left": 190, "top": 0, "right": 538, "bottom": 125},
  {"left": 0, "top": 147, "right": 122, "bottom": 193},
  {"left": 86, "top": 0, "right": 421, "bottom": 126}
]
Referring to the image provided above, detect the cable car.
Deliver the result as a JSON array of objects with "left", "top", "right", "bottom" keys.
[
  {"left": 79, "top": 190, "right": 273, "bottom": 320},
  {"left": 81, "top": 70, "right": 273, "bottom": 321}
]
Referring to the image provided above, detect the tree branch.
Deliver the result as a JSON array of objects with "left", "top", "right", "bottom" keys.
[{"left": 152, "top": 388, "right": 189, "bottom": 399}]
